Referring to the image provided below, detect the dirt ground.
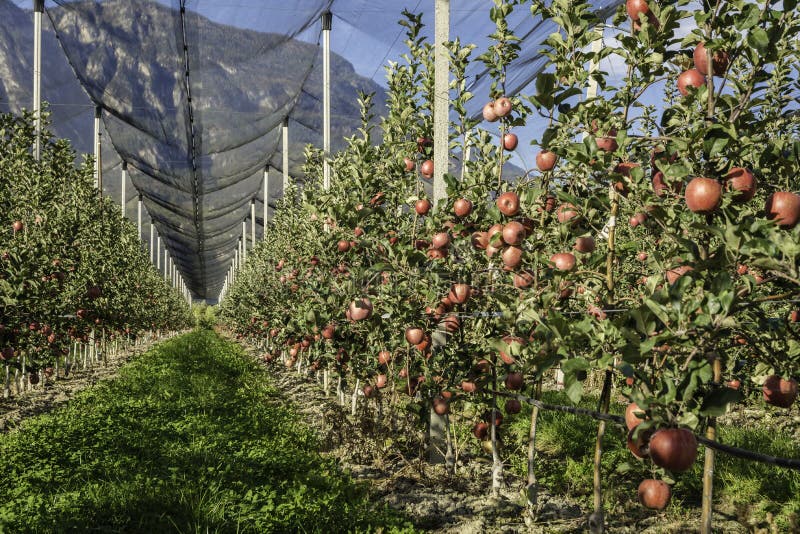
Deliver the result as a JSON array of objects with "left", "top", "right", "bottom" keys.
[
  {"left": 0, "top": 335, "right": 173, "bottom": 433},
  {"left": 237, "top": 340, "right": 755, "bottom": 534}
]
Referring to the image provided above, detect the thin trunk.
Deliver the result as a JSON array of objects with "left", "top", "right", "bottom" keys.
[
  {"left": 701, "top": 357, "right": 722, "bottom": 533},
  {"left": 526, "top": 378, "right": 543, "bottom": 518},
  {"left": 445, "top": 413, "right": 455, "bottom": 470},
  {"left": 3, "top": 363, "right": 9, "bottom": 398},
  {"left": 490, "top": 369, "right": 503, "bottom": 496},
  {"left": 589, "top": 368, "right": 614, "bottom": 534}
]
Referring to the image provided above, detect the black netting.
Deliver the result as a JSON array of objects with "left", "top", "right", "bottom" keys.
[{"left": 1, "top": 0, "right": 623, "bottom": 299}]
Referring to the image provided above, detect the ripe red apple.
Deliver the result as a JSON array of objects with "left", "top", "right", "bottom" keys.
[
  {"left": 420, "top": 159, "right": 434, "bottom": 179},
  {"left": 498, "top": 336, "right": 524, "bottom": 365},
  {"left": 496, "top": 191, "right": 520, "bottom": 217},
  {"left": 666, "top": 264, "right": 693, "bottom": 285},
  {"left": 415, "top": 199, "right": 431, "bottom": 215},
  {"left": 473, "top": 421, "right": 489, "bottom": 439},
  {"left": 637, "top": 252, "right": 648, "bottom": 262},
  {"left": 550, "top": 252, "right": 576, "bottom": 272},
  {"left": 638, "top": 479, "right": 671, "bottom": 510},
  {"left": 404, "top": 157, "right": 415, "bottom": 172},
  {"left": 502, "top": 221, "right": 526, "bottom": 246},
  {"left": 494, "top": 97, "right": 513, "bottom": 117},
  {"left": 431, "top": 232, "right": 450, "bottom": 249},
  {"left": 595, "top": 127, "right": 618, "bottom": 152},
  {"left": 625, "top": 402, "right": 645, "bottom": 430},
  {"left": 725, "top": 167, "right": 756, "bottom": 202},
  {"left": 790, "top": 310, "right": 800, "bottom": 323},
  {"left": 513, "top": 270, "right": 534, "bottom": 289},
  {"left": 556, "top": 203, "right": 580, "bottom": 224},
  {"left": 502, "top": 246, "right": 523, "bottom": 269},
  {"left": 629, "top": 212, "right": 648, "bottom": 227},
  {"left": 536, "top": 150, "right": 557, "bottom": 171},
  {"left": 652, "top": 171, "right": 682, "bottom": 197},
  {"left": 574, "top": 236, "right": 595, "bottom": 253},
  {"left": 677, "top": 69, "right": 706, "bottom": 96},
  {"left": 449, "top": 283, "right": 471, "bottom": 305},
  {"left": 471, "top": 231, "right": 488, "bottom": 250},
  {"left": 762, "top": 375, "right": 798, "bottom": 408},
  {"left": 348, "top": 298, "right": 373, "bottom": 321},
  {"left": 12, "top": 220, "right": 24, "bottom": 232},
  {"left": 453, "top": 198, "right": 473, "bottom": 218},
  {"left": 505, "top": 398, "right": 522, "bottom": 414},
  {"left": 377, "top": 350, "right": 393, "bottom": 366},
  {"left": 648, "top": 428, "right": 698, "bottom": 472},
  {"left": 376, "top": 374, "right": 388, "bottom": 388},
  {"left": 432, "top": 395, "right": 450, "bottom": 415},
  {"left": 502, "top": 133, "right": 519, "bottom": 151},
  {"left": 626, "top": 0, "right": 650, "bottom": 20},
  {"left": 685, "top": 177, "right": 722, "bottom": 213},
  {"left": 337, "top": 240, "right": 351, "bottom": 252},
  {"left": 462, "top": 380, "right": 478, "bottom": 393},
  {"left": 765, "top": 191, "right": 800, "bottom": 229},
  {"left": 505, "top": 372, "right": 524, "bottom": 390},
  {"left": 693, "top": 42, "right": 729, "bottom": 76},
  {"left": 442, "top": 314, "right": 460, "bottom": 332},
  {"left": 363, "top": 385, "right": 376, "bottom": 398},
  {"left": 405, "top": 327, "right": 425, "bottom": 345},
  {"left": 482, "top": 101, "right": 499, "bottom": 122}
]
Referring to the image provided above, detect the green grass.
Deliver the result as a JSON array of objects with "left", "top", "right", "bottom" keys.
[
  {"left": 0, "top": 330, "right": 414, "bottom": 533},
  {"left": 502, "top": 390, "right": 800, "bottom": 530}
]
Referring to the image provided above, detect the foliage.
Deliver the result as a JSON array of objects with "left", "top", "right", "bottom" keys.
[
  {"left": 0, "top": 109, "right": 192, "bottom": 376},
  {"left": 0, "top": 330, "right": 414, "bottom": 533}
]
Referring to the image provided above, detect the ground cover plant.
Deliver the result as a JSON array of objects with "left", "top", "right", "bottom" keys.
[{"left": 0, "top": 329, "right": 414, "bottom": 533}]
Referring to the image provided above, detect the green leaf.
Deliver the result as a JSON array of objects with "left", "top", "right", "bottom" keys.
[
  {"left": 747, "top": 28, "right": 769, "bottom": 55},
  {"left": 700, "top": 388, "right": 742, "bottom": 417}
]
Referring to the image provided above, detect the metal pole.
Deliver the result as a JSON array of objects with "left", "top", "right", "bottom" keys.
[
  {"left": 137, "top": 193, "right": 143, "bottom": 239},
  {"left": 282, "top": 118, "right": 290, "bottom": 196},
  {"left": 250, "top": 199, "right": 256, "bottom": 248},
  {"left": 322, "top": 11, "right": 332, "bottom": 191},
  {"left": 121, "top": 161, "right": 127, "bottom": 217},
  {"left": 433, "top": 0, "right": 450, "bottom": 206},
  {"left": 262, "top": 165, "right": 269, "bottom": 239},
  {"left": 33, "top": 0, "right": 43, "bottom": 161},
  {"left": 94, "top": 106, "right": 102, "bottom": 192}
]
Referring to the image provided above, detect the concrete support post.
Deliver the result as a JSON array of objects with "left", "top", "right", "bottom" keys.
[
  {"left": 121, "top": 161, "right": 127, "bottom": 217},
  {"left": 32, "top": 0, "right": 43, "bottom": 161},
  {"left": 262, "top": 165, "right": 269, "bottom": 239},
  {"left": 250, "top": 199, "right": 256, "bottom": 249},
  {"left": 433, "top": 0, "right": 450, "bottom": 206},
  {"left": 322, "top": 11, "right": 332, "bottom": 191},
  {"left": 137, "top": 193, "right": 143, "bottom": 240},
  {"left": 282, "top": 118, "right": 290, "bottom": 196},
  {"left": 94, "top": 106, "right": 102, "bottom": 193}
]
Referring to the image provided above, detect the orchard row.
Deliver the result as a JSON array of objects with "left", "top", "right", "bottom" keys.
[
  {"left": 220, "top": 0, "right": 799, "bottom": 525},
  {"left": 0, "top": 110, "right": 193, "bottom": 387}
]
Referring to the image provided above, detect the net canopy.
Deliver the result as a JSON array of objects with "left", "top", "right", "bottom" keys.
[{"left": 0, "top": 0, "right": 623, "bottom": 300}]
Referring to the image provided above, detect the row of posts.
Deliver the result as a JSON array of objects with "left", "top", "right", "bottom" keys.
[{"left": 30, "top": 3, "right": 453, "bottom": 306}]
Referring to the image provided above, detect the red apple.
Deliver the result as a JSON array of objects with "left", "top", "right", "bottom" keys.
[
  {"left": 503, "top": 133, "right": 519, "bottom": 151},
  {"left": 420, "top": 159, "right": 434, "bottom": 179},
  {"left": 453, "top": 198, "right": 473, "bottom": 217},
  {"left": 677, "top": 69, "right": 706, "bottom": 96},
  {"left": 762, "top": 375, "right": 798, "bottom": 408},
  {"left": 536, "top": 150, "right": 557, "bottom": 171},
  {"left": 648, "top": 428, "right": 698, "bottom": 472},
  {"left": 496, "top": 191, "right": 520, "bottom": 217},
  {"left": 693, "top": 42, "right": 729, "bottom": 76},
  {"left": 765, "top": 191, "right": 800, "bottom": 229},
  {"left": 638, "top": 479, "right": 671, "bottom": 510},
  {"left": 415, "top": 199, "right": 432, "bottom": 215},
  {"left": 725, "top": 167, "right": 756, "bottom": 202},
  {"left": 482, "top": 101, "right": 499, "bottom": 122},
  {"left": 685, "top": 177, "right": 722, "bottom": 213},
  {"left": 550, "top": 252, "right": 576, "bottom": 272},
  {"left": 494, "top": 97, "right": 513, "bottom": 117}
]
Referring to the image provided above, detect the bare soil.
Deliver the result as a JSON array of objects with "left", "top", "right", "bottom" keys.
[{"left": 236, "top": 340, "right": 753, "bottom": 534}]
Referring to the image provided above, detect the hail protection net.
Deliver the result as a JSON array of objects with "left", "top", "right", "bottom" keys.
[{"left": 0, "top": 0, "right": 623, "bottom": 300}]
